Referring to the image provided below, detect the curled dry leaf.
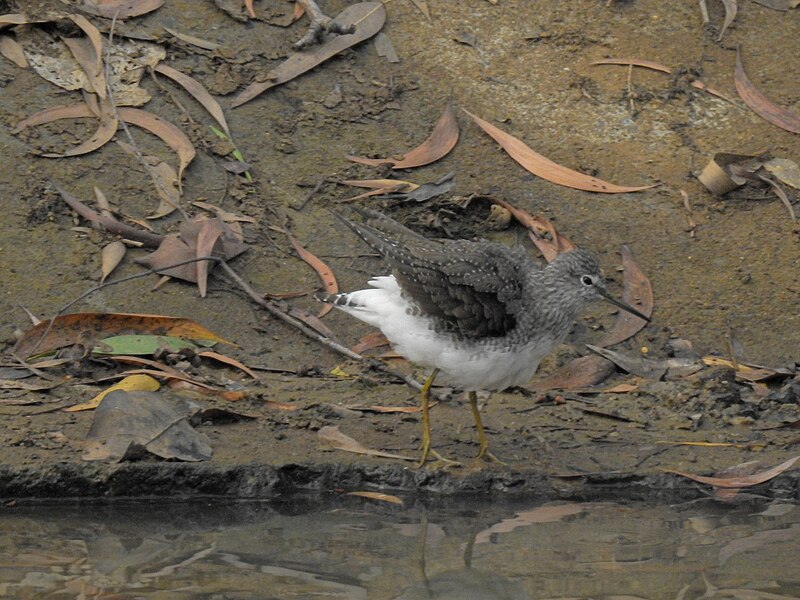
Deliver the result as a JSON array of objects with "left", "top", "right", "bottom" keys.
[
  {"left": 347, "top": 104, "right": 459, "bottom": 169},
  {"left": 735, "top": 47, "right": 800, "bottom": 134},
  {"left": 154, "top": 63, "right": 230, "bottom": 136},
  {"left": 287, "top": 234, "right": 338, "bottom": 317},
  {"left": 13, "top": 99, "right": 118, "bottom": 158},
  {"left": 196, "top": 350, "right": 258, "bottom": 379},
  {"left": 665, "top": 456, "right": 799, "bottom": 489},
  {"left": 465, "top": 110, "right": 653, "bottom": 193},
  {"left": 117, "top": 107, "right": 196, "bottom": 182},
  {"left": 232, "top": 2, "right": 386, "bottom": 107},
  {"left": 13, "top": 102, "right": 95, "bottom": 131},
  {"left": 318, "top": 425, "right": 415, "bottom": 461},
  {"left": 596, "top": 245, "right": 653, "bottom": 347},
  {"left": 100, "top": 240, "right": 126, "bottom": 283},
  {"left": 697, "top": 152, "right": 763, "bottom": 195}
]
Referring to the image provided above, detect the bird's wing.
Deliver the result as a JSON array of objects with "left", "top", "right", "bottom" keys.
[{"left": 342, "top": 211, "right": 529, "bottom": 337}]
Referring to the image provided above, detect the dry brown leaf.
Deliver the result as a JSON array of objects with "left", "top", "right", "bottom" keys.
[
  {"left": 588, "top": 345, "right": 705, "bottom": 380},
  {"left": 62, "top": 35, "right": 106, "bottom": 97},
  {"left": 346, "top": 491, "right": 404, "bottom": 504},
  {"left": 232, "top": 2, "right": 386, "bottom": 107},
  {"left": 196, "top": 350, "right": 258, "bottom": 379},
  {"left": 138, "top": 217, "right": 247, "bottom": 290},
  {"left": 286, "top": 304, "right": 338, "bottom": 338},
  {"left": 154, "top": 63, "right": 230, "bottom": 136},
  {"left": 482, "top": 196, "right": 575, "bottom": 262},
  {"left": 163, "top": 27, "right": 221, "bottom": 51},
  {"left": 115, "top": 140, "right": 181, "bottom": 219},
  {"left": 287, "top": 234, "right": 338, "bottom": 317},
  {"left": 0, "top": 14, "right": 32, "bottom": 28},
  {"left": 735, "top": 47, "right": 800, "bottom": 134},
  {"left": 764, "top": 157, "right": 800, "bottom": 189},
  {"left": 69, "top": 14, "right": 104, "bottom": 75},
  {"left": 318, "top": 425, "right": 415, "bottom": 461},
  {"left": 109, "top": 355, "right": 188, "bottom": 377},
  {"left": 665, "top": 456, "right": 799, "bottom": 489},
  {"left": 244, "top": 0, "right": 256, "bottom": 18},
  {"left": 465, "top": 110, "right": 653, "bottom": 193},
  {"left": 347, "top": 104, "right": 458, "bottom": 169},
  {"left": 195, "top": 219, "right": 225, "bottom": 297},
  {"left": 13, "top": 102, "right": 95, "bottom": 131},
  {"left": 76, "top": 0, "right": 165, "bottom": 19},
  {"left": 718, "top": 0, "right": 738, "bottom": 40},
  {"left": 596, "top": 245, "right": 652, "bottom": 347},
  {"left": 340, "top": 178, "right": 418, "bottom": 191},
  {"left": 351, "top": 331, "right": 390, "bottom": 354},
  {"left": 14, "top": 99, "right": 118, "bottom": 158},
  {"left": 100, "top": 241, "right": 126, "bottom": 283},
  {"left": 591, "top": 57, "right": 671, "bottom": 73},
  {"left": 701, "top": 356, "right": 791, "bottom": 382},
  {"left": 117, "top": 107, "right": 196, "bottom": 182},
  {"left": 530, "top": 355, "right": 615, "bottom": 391},
  {"left": 14, "top": 313, "right": 233, "bottom": 359},
  {"left": 0, "top": 34, "right": 28, "bottom": 67},
  {"left": 50, "top": 96, "right": 117, "bottom": 158}
]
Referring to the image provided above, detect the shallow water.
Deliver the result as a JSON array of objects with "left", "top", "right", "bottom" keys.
[{"left": 2, "top": 496, "right": 799, "bottom": 599}]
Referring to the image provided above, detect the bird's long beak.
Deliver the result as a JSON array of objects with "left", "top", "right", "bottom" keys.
[{"left": 597, "top": 289, "right": 651, "bottom": 322}]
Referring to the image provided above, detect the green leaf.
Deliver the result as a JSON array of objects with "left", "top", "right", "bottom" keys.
[{"left": 92, "top": 335, "right": 198, "bottom": 356}]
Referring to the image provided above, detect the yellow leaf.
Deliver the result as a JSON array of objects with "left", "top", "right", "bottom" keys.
[
  {"left": 65, "top": 374, "right": 160, "bottom": 412},
  {"left": 329, "top": 366, "right": 354, "bottom": 379}
]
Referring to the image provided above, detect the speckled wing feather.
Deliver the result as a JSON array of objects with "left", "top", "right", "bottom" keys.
[{"left": 338, "top": 208, "right": 531, "bottom": 338}]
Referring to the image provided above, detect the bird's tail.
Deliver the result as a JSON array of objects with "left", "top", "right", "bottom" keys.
[{"left": 314, "top": 291, "right": 362, "bottom": 308}]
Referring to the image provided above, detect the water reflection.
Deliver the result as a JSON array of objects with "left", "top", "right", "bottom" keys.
[{"left": 1, "top": 497, "right": 799, "bottom": 599}]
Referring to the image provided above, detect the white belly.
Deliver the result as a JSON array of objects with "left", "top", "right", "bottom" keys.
[{"left": 332, "top": 276, "right": 557, "bottom": 391}]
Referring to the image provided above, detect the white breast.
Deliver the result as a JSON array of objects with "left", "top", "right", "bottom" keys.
[{"left": 331, "top": 276, "right": 557, "bottom": 391}]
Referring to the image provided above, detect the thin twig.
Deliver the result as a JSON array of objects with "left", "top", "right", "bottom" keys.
[{"left": 216, "top": 261, "right": 424, "bottom": 391}]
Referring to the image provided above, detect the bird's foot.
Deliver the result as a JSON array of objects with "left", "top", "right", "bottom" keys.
[
  {"left": 473, "top": 445, "right": 507, "bottom": 467},
  {"left": 416, "top": 445, "right": 461, "bottom": 470},
  {"left": 294, "top": 0, "right": 356, "bottom": 50}
]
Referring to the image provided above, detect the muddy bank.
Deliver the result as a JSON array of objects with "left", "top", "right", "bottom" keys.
[{"left": 1, "top": 0, "right": 799, "bottom": 500}]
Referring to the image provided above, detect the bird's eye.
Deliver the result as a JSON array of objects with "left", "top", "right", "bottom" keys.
[{"left": 580, "top": 275, "right": 594, "bottom": 286}]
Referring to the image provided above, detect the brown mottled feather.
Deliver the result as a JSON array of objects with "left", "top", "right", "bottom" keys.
[{"left": 336, "top": 208, "right": 533, "bottom": 338}]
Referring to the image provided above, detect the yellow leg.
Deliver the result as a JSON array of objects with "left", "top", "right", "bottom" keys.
[
  {"left": 417, "top": 369, "right": 459, "bottom": 468},
  {"left": 468, "top": 391, "right": 505, "bottom": 465}
]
